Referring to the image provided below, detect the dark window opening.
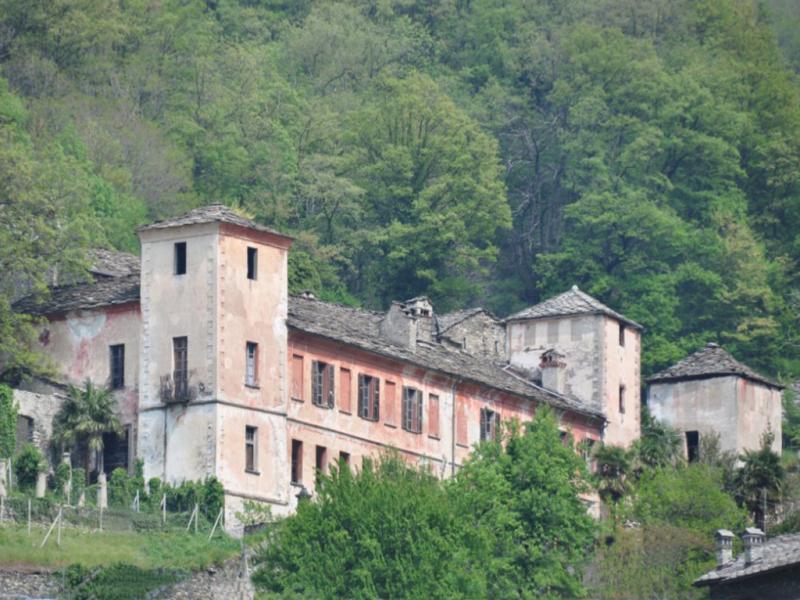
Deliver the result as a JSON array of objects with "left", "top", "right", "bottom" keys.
[
  {"left": 110, "top": 344, "right": 125, "bottom": 389},
  {"left": 686, "top": 431, "right": 700, "bottom": 463},
  {"left": 358, "top": 374, "right": 380, "bottom": 421},
  {"left": 312, "top": 361, "right": 335, "bottom": 408},
  {"left": 16, "top": 415, "right": 34, "bottom": 453},
  {"left": 103, "top": 426, "right": 130, "bottom": 475},
  {"left": 480, "top": 408, "right": 500, "bottom": 442},
  {"left": 291, "top": 439, "right": 303, "bottom": 484},
  {"left": 559, "top": 430, "right": 572, "bottom": 447},
  {"left": 619, "top": 322, "right": 625, "bottom": 346},
  {"left": 402, "top": 387, "right": 423, "bottom": 434},
  {"left": 174, "top": 242, "right": 187, "bottom": 275},
  {"left": 619, "top": 385, "right": 626, "bottom": 414},
  {"left": 315, "top": 445, "right": 327, "bottom": 481},
  {"left": 173, "top": 337, "right": 188, "bottom": 400},
  {"left": 245, "top": 426, "right": 257, "bottom": 472},
  {"left": 246, "top": 342, "right": 258, "bottom": 386},
  {"left": 247, "top": 247, "right": 258, "bottom": 280},
  {"left": 339, "top": 451, "right": 351, "bottom": 468}
]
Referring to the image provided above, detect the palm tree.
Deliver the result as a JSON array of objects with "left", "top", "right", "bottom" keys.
[{"left": 53, "top": 379, "right": 122, "bottom": 481}]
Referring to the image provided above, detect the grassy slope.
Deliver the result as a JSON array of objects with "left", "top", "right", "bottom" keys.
[{"left": 0, "top": 524, "right": 239, "bottom": 570}]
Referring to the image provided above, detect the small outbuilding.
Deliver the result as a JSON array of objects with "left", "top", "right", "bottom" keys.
[{"left": 647, "top": 343, "right": 782, "bottom": 459}]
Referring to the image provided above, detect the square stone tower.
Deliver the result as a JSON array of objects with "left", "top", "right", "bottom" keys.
[
  {"left": 136, "top": 205, "right": 293, "bottom": 523},
  {"left": 506, "top": 286, "right": 642, "bottom": 447}
]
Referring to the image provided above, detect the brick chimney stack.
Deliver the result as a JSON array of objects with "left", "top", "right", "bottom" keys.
[
  {"left": 715, "top": 529, "right": 734, "bottom": 567},
  {"left": 742, "top": 527, "right": 765, "bottom": 565}
]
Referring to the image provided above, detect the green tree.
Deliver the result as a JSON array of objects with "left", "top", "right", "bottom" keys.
[
  {"left": 734, "top": 430, "right": 785, "bottom": 529},
  {"left": 13, "top": 443, "right": 44, "bottom": 491},
  {"left": 632, "top": 411, "right": 683, "bottom": 472},
  {"left": 52, "top": 379, "right": 122, "bottom": 479},
  {"left": 0, "top": 384, "right": 17, "bottom": 458},
  {"left": 450, "top": 409, "right": 596, "bottom": 599}
]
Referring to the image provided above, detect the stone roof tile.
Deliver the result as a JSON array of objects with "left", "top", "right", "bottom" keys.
[
  {"left": 138, "top": 204, "right": 290, "bottom": 238},
  {"left": 89, "top": 249, "right": 140, "bottom": 278},
  {"left": 506, "top": 286, "right": 642, "bottom": 330},
  {"left": 287, "top": 295, "right": 603, "bottom": 420},
  {"left": 648, "top": 343, "right": 782, "bottom": 389},
  {"left": 695, "top": 533, "right": 800, "bottom": 586},
  {"left": 13, "top": 275, "right": 140, "bottom": 316}
]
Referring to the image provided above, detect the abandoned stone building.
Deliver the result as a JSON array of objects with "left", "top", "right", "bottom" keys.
[
  {"left": 7, "top": 205, "right": 647, "bottom": 524},
  {"left": 647, "top": 343, "right": 783, "bottom": 459}
]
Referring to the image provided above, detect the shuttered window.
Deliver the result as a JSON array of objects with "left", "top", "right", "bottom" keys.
[
  {"left": 312, "top": 361, "right": 335, "bottom": 408},
  {"left": 402, "top": 387, "right": 423, "bottom": 434},
  {"left": 245, "top": 342, "right": 258, "bottom": 386},
  {"left": 358, "top": 374, "right": 380, "bottom": 421},
  {"left": 110, "top": 344, "right": 125, "bottom": 389},
  {"left": 173, "top": 337, "right": 188, "bottom": 400},
  {"left": 245, "top": 426, "right": 257, "bottom": 473},
  {"left": 428, "top": 394, "right": 440, "bottom": 438}
]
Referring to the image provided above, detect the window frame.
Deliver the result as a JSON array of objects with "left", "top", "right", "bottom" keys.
[
  {"left": 401, "top": 386, "right": 423, "bottom": 434},
  {"left": 109, "top": 344, "right": 125, "bottom": 390},
  {"left": 245, "top": 341, "right": 259, "bottom": 387},
  {"left": 357, "top": 374, "right": 380, "bottom": 421},
  {"left": 291, "top": 439, "right": 303, "bottom": 484},
  {"left": 172, "top": 336, "right": 188, "bottom": 400},
  {"left": 312, "top": 361, "right": 335, "bottom": 408},
  {"left": 245, "top": 425, "right": 258, "bottom": 473},
  {"left": 480, "top": 408, "right": 500, "bottom": 442},
  {"left": 247, "top": 246, "right": 258, "bottom": 280},
  {"left": 174, "top": 242, "right": 187, "bottom": 275}
]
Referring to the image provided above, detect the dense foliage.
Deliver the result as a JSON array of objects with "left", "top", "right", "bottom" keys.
[
  {"left": 254, "top": 409, "right": 595, "bottom": 599},
  {"left": 0, "top": 0, "right": 798, "bottom": 382},
  {"left": 0, "top": 383, "right": 17, "bottom": 458}
]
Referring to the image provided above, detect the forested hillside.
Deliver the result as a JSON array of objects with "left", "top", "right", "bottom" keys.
[{"left": 1, "top": 0, "right": 799, "bottom": 380}]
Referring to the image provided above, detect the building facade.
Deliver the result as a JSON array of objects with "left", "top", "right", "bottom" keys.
[
  {"left": 647, "top": 343, "right": 783, "bottom": 459},
  {"left": 12, "top": 205, "right": 643, "bottom": 526}
]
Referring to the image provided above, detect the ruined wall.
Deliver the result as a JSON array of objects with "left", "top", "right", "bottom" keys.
[
  {"left": 13, "top": 389, "right": 64, "bottom": 462},
  {"left": 507, "top": 315, "right": 604, "bottom": 412},
  {"left": 441, "top": 312, "right": 506, "bottom": 358},
  {"left": 736, "top": 378, "right": 782, "bottom": 454},
  {"left": 601, "top": 316, "right": 641, "bottom": 447},
  {"left": 648, "top": 376, "right": 741, "bottom": 455}
]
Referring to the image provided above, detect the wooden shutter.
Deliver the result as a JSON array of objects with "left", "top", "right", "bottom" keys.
[
  {"left": 340, "top": 368, "right": 351, "bottom": 413},
  {"left": 291, "top": 355, "right": 304, "bottom": 400},
  {"left": 358, "top": 375, "right": 367, "bottom": 418},
  {"left": 326, "top": 364, "right": 335, "bottom": 408},
  {"left": 416, "top": 391, "right": 422, "bottom": 433},
  {"left": 428, "top": 394, "right": 440, "bottom": 438},
  {"left": 371, "top": 378, "right": 380, "bottom": 421},
  {"left": 480, "top": 408, "right": 487, "bottom": 441}
]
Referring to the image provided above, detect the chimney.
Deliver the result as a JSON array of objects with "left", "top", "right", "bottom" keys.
[
  {"left": 539, "top": 349, "right": 566, "bottom": 395},
  {"left": 715, "top": 529, "right": 734, "bottom": 567},
  {"left": 742, "top": 527, "right": 765, "bottom": 565},
  {"left": 380, "top": 302, "right": 418, "bottom": 348},
  {"left": 403, "top": 297, "right": 434, "bottom": 342}
]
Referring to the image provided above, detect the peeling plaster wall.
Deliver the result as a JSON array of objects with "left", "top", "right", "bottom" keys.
[
  {"left": 508, "top": 315, "right": 603, "bottom": 411},
  {"left": 287, "top": 331, "right": 602, "bottom": 503},
  {"left": 13, "top": 389, "right": 64, "bottom": 462},
  {"left": 648, "top": 376, "right": 741, "bottom": 455},
  {"left": 601, "top": 316, "right": 641, "bottom": 447}
]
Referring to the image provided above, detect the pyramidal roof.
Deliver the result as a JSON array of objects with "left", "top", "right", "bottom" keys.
[
  {"left": 138, "top": 204, "right": 290, "bottom": 238},
  {"left": 506, "top": 286, "right": 642, "bottom": 330},
  {"left": 648, "top": 343, "right": 782, "bottom": 389}
]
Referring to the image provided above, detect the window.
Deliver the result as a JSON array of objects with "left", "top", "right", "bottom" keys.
[
  {"left": 619, "top": 384, "right": 626, "bottom": 414},
  {"left": 358, "top": 374, "right": 380, "bottom": 421},
  {"left": 245, "top": 426, "right": 258, "bottom": 472},
  {"left": 246, "top": 342, "right": 258, "bottom": 387},
  {"left": 581, "top": 438, "right": 596, "bottom": 468},
  {"left": 247, "top": 246, "right": 258, "bottom": 280},
  {"left": 291, "top": 439, "right": 303, "bottom": 484},
  {"left": 110, "top": 344, "right": 125, "bottom": 389},
  {"left": 402, "top": 387, "right": 423, "bottom": 434},
  {"left": 315, "top": 445, "right": 327, "bottom": 480},
  {"left": 686, "top": 431, "right": 700, "bottom": 463},
  {"left": 559, "top": 430, "right": 571, "bottom": 447},
  {"left": 174, "top": 242, "right": 187, "bottom": 275},
  {"left": 480, "top": 408, "right": 500, "bottom": 442},
  {"left": 173, "top": 337, "right": 188, "bottom": 400},
  {"left": 312, "top": 361, "right": 335, "bottom": 408},
  {"left": 619, "top": 322, "right": 625, "bottom": 347},
  {"left": 428, "top": 394, "right": 440, "bottom": 439},
  {"left": 339, "top": 451, "right": 351, "bottom": 467}
]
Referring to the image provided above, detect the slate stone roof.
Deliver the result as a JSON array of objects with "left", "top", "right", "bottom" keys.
[
  {"left": 506, "top": 286, "right": 643, "bottom": 330},
  {"left": 89, "top": 249, "right": 140, "bottom": 278},
  {"left": 287, "top": 295, "right": 603, "bottom": 420},
  {"left": 13, "top": 275, "right": 140, "bottom": 316},
  {"left": 138, "top": 204, "right": 289, "bottom": 238},
  {"left": 648, "top": 343, "right": 782, "bottom": 389},
  {"left": 694, "top": 533, "right": 800, "bottom": 587},
  {"left": 437, "top": 308, "right": 493, "bottom": 333}
]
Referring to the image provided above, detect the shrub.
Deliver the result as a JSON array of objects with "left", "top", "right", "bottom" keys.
[
  {"left": 63, "top": 563, "right": 184, "bottom": 600},
  {"left": 72, "top": 467, "right": 86, "bottom": 504},
  {"left": 109, "top": 467, "right": 134, "bottom": 507},
  {"left": 13, "top": 443, "right": 44, "bottom": 491},
  {"left": 54, "top": 461, "right": 71, "bottom": 501},
  {"left": 0, "top": 384, "right": 17, "bottom": 459}
]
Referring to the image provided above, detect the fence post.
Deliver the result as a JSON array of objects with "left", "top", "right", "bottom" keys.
[
  {"left": 56, "top": 506, "right": 62, "bottom": 547},
  {"left": 208, "top": 506, "right": 224, "bottom": 541},
  {"left": 132, "top": 490, "right": 140, "bottom": 513},
  {"left": 98, "top": 505, "right": 103, "bottom": 532},
  {"left": 27, "top": 498, "right": 31, "bottom": 536},
  {"left": 186, "top": 503, "right": 199, "bottom": 533},
  {"left": 40, "top": 510, "right": 61, "bottom": 548}
]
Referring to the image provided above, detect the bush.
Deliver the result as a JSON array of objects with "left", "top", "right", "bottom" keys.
[
  {"left": 72, "top": 467, "right": 86, "bottom": 504},
  {"left": 13, "top": 443, "right": 44, "bottom": 491},
  {"left": 54, "top": 461, "right": 71, "bottom": 501},
  {"left": 109, "top": 467, "right": 134, "bottom": 507},
  {"left": 0, "top": 384, "right": 17, "bottom": 459},
  {"left": 63, "top": 563, "right": 185, "bottom": 600}
]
